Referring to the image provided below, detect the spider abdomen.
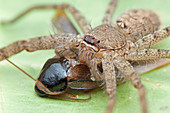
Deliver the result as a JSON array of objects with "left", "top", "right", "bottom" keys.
[{"left": 114, "top": 9, "right": 160, "bottom": 42}]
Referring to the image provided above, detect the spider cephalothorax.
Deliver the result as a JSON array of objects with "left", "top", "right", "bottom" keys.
[{"left": 79, "top": 24, "right": 127, "bottom": 66}]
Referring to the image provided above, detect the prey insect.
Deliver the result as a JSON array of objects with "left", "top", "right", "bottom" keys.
[
  {"left": 3, "top": 54, "right": 96, "bottom": 100},
  {"left": 35, "top": 55, "right": 97, "bottom": 99},
  {"left": 0, "top": 0, "right": 170, "bottom": 113}
]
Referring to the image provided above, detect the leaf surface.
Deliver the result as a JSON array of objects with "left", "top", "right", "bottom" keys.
[{"left": 0, "top": 0, "right": 170, "bottom": 113}]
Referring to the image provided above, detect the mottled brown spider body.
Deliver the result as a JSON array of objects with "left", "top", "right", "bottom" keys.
[
  {"left": 78, "top": 9, "right": 161, "bottom": 81},
  {"left": 79, "top": 24, "right": 127, "bottom": 67},
  {"left": 0, "top": 0, "right": 170, "bottom": 113}
]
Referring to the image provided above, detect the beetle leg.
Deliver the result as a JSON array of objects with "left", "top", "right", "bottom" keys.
[
  {"left": 35, "top": 80, "right": 65, "bottom": 96},
  {"left": 36, "top": 79, "right": 91, "bottom": 101},
  {"left": 113, "top": 58, "right": 147, "bottom": 113}
]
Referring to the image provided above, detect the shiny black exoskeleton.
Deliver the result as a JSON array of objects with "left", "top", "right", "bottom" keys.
[{"left": 35, "top": 57, "right": 69, "bottom": 96}]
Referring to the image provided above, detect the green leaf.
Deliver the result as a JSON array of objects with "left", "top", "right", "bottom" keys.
[{"left": 0, "top": 0, "right": 170, "bottom": 113}]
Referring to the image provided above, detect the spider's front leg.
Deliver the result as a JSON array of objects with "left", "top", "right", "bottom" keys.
[
  {"left": 113, "top": 59, "right": 147, "bottom": 113},
  {"left": 0, "top": 34, "right": 82, "bottom": 61},
  {"left": 102, "top": 53, "right": 117, "bottom": 113},
  {"left": 91, "top": 52, "right": 117, "bottom": 113}
]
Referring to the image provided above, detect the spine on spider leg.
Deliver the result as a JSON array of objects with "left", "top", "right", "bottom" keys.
[
  {"left": 126, "top": 49, "right": 170, "bottom": 60},
  {"left": 0, "top": 35, "right": 53, "bottom": 61},
  {"left": 135, "top": 26, "right": 170, "bottom": 49},
  {"left": 0, "top": 40, "right": 27, "bottom": 61},
  {"left": 0, "top": 35, "right": 50, "bottom": 61},
  {"left": 0, "top": 34, "right": 81, "bottom": 61},
  {"left": 0, "top": 35, "right": 55, "bottom": 61}
]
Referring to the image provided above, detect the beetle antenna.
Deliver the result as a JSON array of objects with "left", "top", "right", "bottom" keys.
[{"left": 2, "top": 56, "right": 36, "bottom": 81}]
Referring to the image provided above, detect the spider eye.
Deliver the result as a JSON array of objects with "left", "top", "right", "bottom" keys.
[
  {"left": 84, "top": 35, "right": 100, "bottom": 45},
  {"left": 35, "top": 58, "right": 67, "bottom": 96}
]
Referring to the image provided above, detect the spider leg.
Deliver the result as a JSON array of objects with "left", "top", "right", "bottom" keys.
[
  {"left": 0, "top": 34, "right": 82, "bottom": 61},
  {"left": 135, "top": 26, "right": 170, "bottom": 49},
  {"left": 113, "top": 59, "right": 147, "bottom": 113},
  {"left": 102, "top": 53, "right": 117, "bottom": 113},
  {"left": 1, "top": 4, "right": 91, "bottom": 33},
  {"left": 90, "top": 57, "right": 104, "bottom": 82},
  {"left": 102, "top": 0, "right": 118, "bottom": 24},
  {"left": 125, "top": 49, "right": 170, "bottom": 60}
]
